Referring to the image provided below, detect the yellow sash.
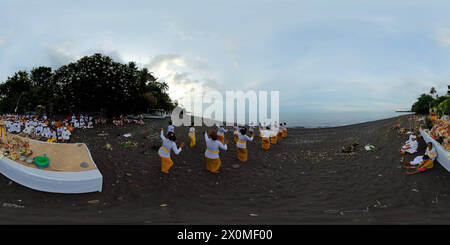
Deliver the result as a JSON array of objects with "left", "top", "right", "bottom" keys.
[
  {"left": 207, "top": 149, "right": 219, "bottom": 154},
  {"left": 161, "top": 146, "right": 170, "bottom": 152}
]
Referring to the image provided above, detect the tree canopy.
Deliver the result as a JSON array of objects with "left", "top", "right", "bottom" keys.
[
  {"left": 411, "top": 86, "right": 450, "bottom": 115},
  {"left": 0, "top": 53, "right": 176, "bottom": 116}
]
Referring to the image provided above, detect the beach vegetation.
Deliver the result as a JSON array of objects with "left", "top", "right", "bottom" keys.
[{"left": 0, "top": 54, "right": 176, "bottom": 116}]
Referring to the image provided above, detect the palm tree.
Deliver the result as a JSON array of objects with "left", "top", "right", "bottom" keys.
[{"left": 430, "top": 87, "right": 437, "bottom": 98}]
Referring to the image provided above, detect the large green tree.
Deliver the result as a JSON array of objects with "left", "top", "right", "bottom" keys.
[{"left": 0, "top": 53, "right": 176, "bottom": 116}]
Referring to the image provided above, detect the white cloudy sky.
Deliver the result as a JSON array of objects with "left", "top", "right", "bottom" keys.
[{"left": 1, "top": 0, "right": 450, "bottom": 113}]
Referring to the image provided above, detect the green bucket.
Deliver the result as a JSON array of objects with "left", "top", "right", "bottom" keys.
[{"left": 34, "top": 154, "right": 50, "bottom": 168}]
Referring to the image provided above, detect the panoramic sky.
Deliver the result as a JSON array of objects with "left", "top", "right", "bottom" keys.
[{"left": 1, "top": 0, "right": 450, "bottom": 114}]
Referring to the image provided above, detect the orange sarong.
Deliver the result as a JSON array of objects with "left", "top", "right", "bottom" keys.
[
  {"left": 217, "top": 135, "right": 225, "bottom": 144},
  {"left": 270, "top": 136, "right": 277, "bottom": 144},
  {"left": 206, "top": 157, "right": 221, "bottom": 173},
  {"left": 233, "top": 134, "right": 239, "bottom": 142},
  {"left": 237, "top": 147, "right": 247, "bottom": 162},
  {"left": 160, "top": 156, "right": 174, "bottom": 173},
  {"left": 262, "top": 137, "right": 270, "bottom": 150},
  {"left": 189, "top": 135, "right": 196, "bottom": 148},
  {"left": 277, "top": 131, "right": 283, "bottom": 139}
]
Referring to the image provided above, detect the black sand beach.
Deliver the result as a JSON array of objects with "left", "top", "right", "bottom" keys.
[{"left": 1, "top": 115, "right": 449, "bottom": 224}]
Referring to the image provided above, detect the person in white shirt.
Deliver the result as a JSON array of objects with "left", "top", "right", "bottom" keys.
[
  {"left": 61, "top": 127, "right": 71, "bottom": 142},
  {"left": 404, "top": 142, "right": 437, "bottom": 166},
  {"left": 167, "top": 121, "right": 175, "bottom": 134},
  {"left": 216, "top": 124, "right": 228, "bottom": 145},
  {"left": 400, "top": 135, "right": 418, "bottom": 154},
  {"left": 236, "top": 127, "right": 253, "bottom": 162},
  {"left": 188, "top": 122, "right": 196, "bottom": 148},
  {"left": 158, "top": 129, "right": 184, "bottom": 174},
  {"left": 233, "top": 126, "right": 241, "bottom": 142},
  {"left": 204, "top": 131, "right": 228, "bottom": 173}
]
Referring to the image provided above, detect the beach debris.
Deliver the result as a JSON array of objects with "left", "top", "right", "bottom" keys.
[
  {"left": 378, "top": 174, "right": 382, "bottom": 177},
  {"left": 126, "top": 173, "right": 132, "bottom": 177},
  {"left": 122, "top": 133, "right": 132, "bottom": 138},
  {"left": 2, "top": 203, "right": 25, "bottom": 209},
  {"left": 411, "top": 188, "right": 419, "bottom": 192},
  {"left": 122, "top": 140, "right": 137, "bottom": 148},
  {"left": 117, "top": 196, "right": 124, "bottom": 201},
  {"left": 103, "top": 143, "right": 113, "bottom": 151},
  {"left": 87, "top": 200, "right": 100, "bottom": 204},
  {"left": 249, "top": 213, "right": 258, "bottom": 217},
  {"left": 373, "top": 200, "right": 388, "bottom": 209},
  {"left": 98, "top": 133, "right": 109, "bottom": 137},
  {"left": 364, "top": 144, "right": 377, "bottom": 152},
  {"left": 7, "top": 181, "right": 12, "bottom": 185},
  {"left": 232, "top": 164, "right": 240, "bottom": 169},
  {"left": 160, "top": 203, "right": 168, "bottom": 207}
]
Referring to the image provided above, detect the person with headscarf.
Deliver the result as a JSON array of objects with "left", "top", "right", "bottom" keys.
[
  {"left": 236, "top": 127, "right": 254, "bottom": 162},
  {"left": 204, "top": 131, "right": 228, "bottom": 173},
  {"left": 158, "top": 129, "right": 184, "bottom": 174},
  {"left": 188, "top": 122, "right": 196, "bottom": 148},
  {"left": 403, "top": 142, "right": 437, "bottom": 166},
  {"left": 399, "top": 135, "right": 418, "bottom": 154},
  {"left": 216, "top": 123, "right": 228, "bottom": 145}
]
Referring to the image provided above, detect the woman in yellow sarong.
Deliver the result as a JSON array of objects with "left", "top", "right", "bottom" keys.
[
  {"left": 260, "top": 127, "right": 271, "bottom": 150},
  {"left": 236, "top": 128, "right": 253, "bottom": 162},
  {"left": 204, "top": 131, "right": 228, "bottom": 173},
  {"left": 233, "top": 126, "right": 240, "bottom": 142},
  {"left": 188, "top": 123, "right": 196, "bottom": 148},
  {"left": 158, "top": 129, "right": 184, "bottom": 173},
  {"left": 216, "top": 124, "right": 228, "bottom": 145},
  {"left": 270, "top": 127, "right": 278, "bottom": 145},
  {"left": 282, "top": 122, "right": 287, "bottom": 138},
  {"left": 277, "top": 123, "right": 283, "bottom": 139}
]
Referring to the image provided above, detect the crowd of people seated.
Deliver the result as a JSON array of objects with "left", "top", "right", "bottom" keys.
[{"left": 0, "top": 114, "right": 96, "bottom": 143}]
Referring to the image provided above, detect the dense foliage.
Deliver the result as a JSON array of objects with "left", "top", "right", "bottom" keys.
[
  {"left": 0, "top": 54, "right": 176, "bottom": 116},
  {"left": 411, "top": 86, "right": 450, "bottom": 115}
]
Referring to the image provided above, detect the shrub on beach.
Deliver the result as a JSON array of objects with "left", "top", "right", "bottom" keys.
[{"left": 0, "top": 53, "right": 176, "bottom": 116}]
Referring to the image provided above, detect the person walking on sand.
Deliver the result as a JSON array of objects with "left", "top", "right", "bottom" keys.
[
  {"left": 404, "top": 155, "right": 433, "bottom": 175},
  {"left": 204, "top": 131, "right": 228, "bottom": 174},
  {"left": 403, "top": 142, "right": 437, "bottom": 166},
  {"left": 236, "top": 127, "right": 253, "bottom": 162},
  {"left": 188, "top": 122, "right": 196, "bottom": 148},
  {"left": 216, "top": 123, "right": 228, "bottom": 145},
  {"left": 158, "top": 128, "right": 184, "bottom": 174}
]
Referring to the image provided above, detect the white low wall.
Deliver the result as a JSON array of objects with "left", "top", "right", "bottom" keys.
[{"left": 420, "top": 128, "right": 450, "bottom": 172}]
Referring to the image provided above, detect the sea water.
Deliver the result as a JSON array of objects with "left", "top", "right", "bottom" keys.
[{"left": 280, "top": 111, "right": 413, "bottom": 128}]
